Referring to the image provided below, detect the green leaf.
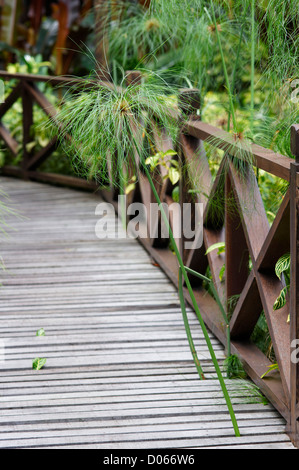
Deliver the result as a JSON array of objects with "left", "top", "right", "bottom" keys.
[
  {"left": 169, "top": 159, "right": 180, "bottom": 168},
  {"left": 168, "top": 167, "right": 180, "bottom": 185},
  {"left": 38, "top": 136, "right": 50, "bottom": 147},
  {"left": 145, "top": 155, "right": 160, "bottom": 171},
  {"left": 163, "top": 149, "right": 177, "bottom": 157},
  {"left": 261, "top": 363, "right": 279, "bottom": 379},
  {"left": 206, "top": 242, "right": 226, "bottom": 256},
  {"left": 273, "top": 286, "right": 288, "bottom": 311},
  {"left": 125, "top": 183, "right": 136, "bottom": 195},
  {"left": 275, "top": 253, "right": 290, "bottom": 280},
  {"left": 172, "top": 186, "right": 180, "bottom": 203},
  {"left": 219, "top": 264, "right": 225, "bottom": 282},
  {"left": 32, "top": 358, "right": 47, "bottom": 371},
  {"left": 25, "top": 141, "right": 36, "bottom": 153},
  {"left": 36, "top": 328, "right": 45, "bottom": 337}
]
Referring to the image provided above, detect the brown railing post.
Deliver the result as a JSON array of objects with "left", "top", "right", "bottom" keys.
[
  {"left": 22, "top": 79, "right": 34, "bottom": 176},
  {"left": 289, "top": 124, "right": 299, "bottom": 446},
  {"left": 178, "top": 89, "right": 201, "bottom": 121},
  {"left": 225, "top": 166, "right": 249, "bottom": 311}
]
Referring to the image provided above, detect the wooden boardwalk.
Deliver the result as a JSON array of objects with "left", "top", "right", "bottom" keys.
[{"left": 0, "top": 177, "right": 294, "bottom": 449}]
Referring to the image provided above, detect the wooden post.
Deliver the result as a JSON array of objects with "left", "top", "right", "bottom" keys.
[
  {"left": 225, "top": 173, "right": 249, "bottom": 304},
  {"left": 178, "top": 89, "right": 201, "bottom": 122},
  {"left": 289, "top": 124, "right": 299, "bottom": 447},
  {"left": 178, "top": 89, "right": 201, "bottom": 261},
  {"left": 291, "top": 125, "right": 299, "bottom": 164},
  {"left": 22, "top": 81, "right": 34, "bottom": 177}
]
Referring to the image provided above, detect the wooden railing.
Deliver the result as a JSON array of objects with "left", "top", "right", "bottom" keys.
[{"left": 0, "top": 71, "right": 299, "bottom": 446}]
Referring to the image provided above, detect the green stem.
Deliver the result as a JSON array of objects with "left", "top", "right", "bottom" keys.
[
  {"left": 183, "top": 266, "right": 212, "bottom": 286},
  {"left": 140, "top": 158, "right": 240, "bottom": 438},
  {"left": 227, "top": 6, "right": 248, "bottom": 132},
  {"left": 117, "top": 152, "right": 127, "bottom": 229},
  {"left": 209, "top": 0, "right": 238, "bottom": 133},
  {"left": 185, "top": 266, "right": 231, "bottom": 358},
  {"left": 178, "top": 268, "right": 206, "bottom": 380},
  {"left": 250, "top": 0, "right": 255, "bottom": 136}
]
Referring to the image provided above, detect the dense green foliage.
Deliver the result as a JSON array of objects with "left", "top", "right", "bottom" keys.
[
  {"left": 108, "top": 0, "right": 298, "bottom": 154},
  {"left": 0, "top": 56, "right": 76, "bottom": 176}
]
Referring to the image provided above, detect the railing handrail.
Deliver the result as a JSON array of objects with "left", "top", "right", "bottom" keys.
[
  {"left": 185, "top": 120, "right": 293, "bottom": 182},
  {"left": 0, "top": 71, "right": 117, "bottom": 91}
]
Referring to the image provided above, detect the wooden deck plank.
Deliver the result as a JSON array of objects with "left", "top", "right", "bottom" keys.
[{"left": 0, "top": 176, "right": 293, "bottom": 449}]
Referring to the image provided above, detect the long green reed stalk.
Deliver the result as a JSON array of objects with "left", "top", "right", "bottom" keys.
[
  {"left": 139, "top": 154, "right": 240, "bottom": 437},
  {"left": 209, "top": 0, "right": 238, "bottom": 132},
  {"left": 184, "top": 266, "right": 231, "bottom": 358},
  {"left": 178, "top": 268, "right": 205, "bottom": 380},
  {"left": 227, "top": 6, "right": 248, "bottom": 132},
  {"left": 250, "top": 0, "right": 255, "bottom": 136}
]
